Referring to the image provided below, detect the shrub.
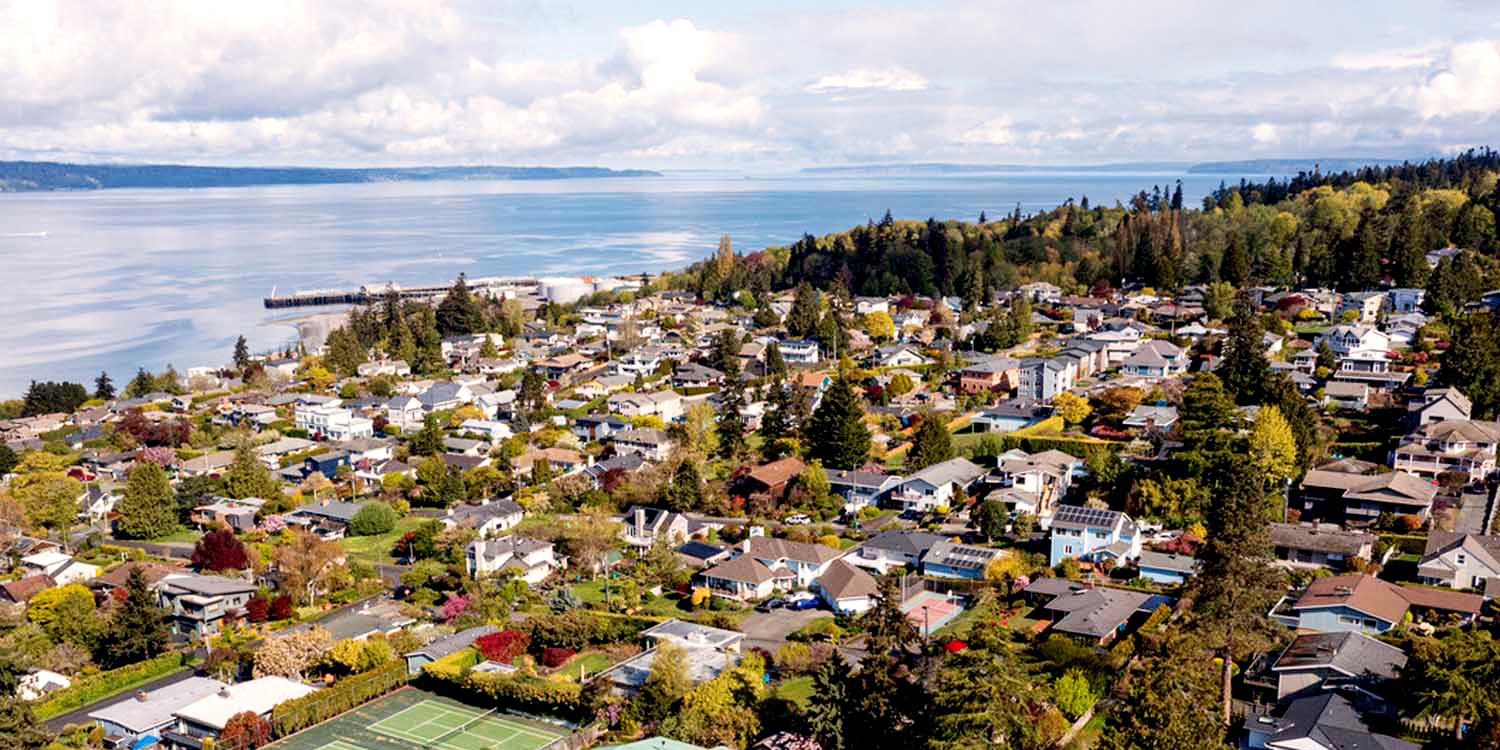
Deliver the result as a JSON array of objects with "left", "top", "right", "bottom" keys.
[
  {"left": 1398, "top": 514, "right": 1424, "bottom": 533},
  {"left": 245, "top": 596, "right": 270, "bottom": 623},
  {"left": 34, "top": 652, "right": 187, "bottom": 719},
  {"left": 271, "top": 660, "right": 409, "bottom": 736},
  {"left": 192, "top": 529, "right": 250, "bottom": 571},
  {"left": 220, "top": 711, "right": 272, "bottom": 750},
  {"left": 1055, "top": 669, "right": 1099, "bottom": 719},
  {"left": 475, "top": 631, "right": 530, "bottom": 664},
  {"left": 349, "top": 502, "right": 398, "bottom": 536},
  {"left": 540, "top": 647, "right": 573, "bottom": 668},
  {"left": 269, "top": 595, "right": 294, "bottom": 620}
]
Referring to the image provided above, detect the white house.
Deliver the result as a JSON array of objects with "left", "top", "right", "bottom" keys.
[
  {"left": 814, "top": 560, "right": 879, "bottom": 614},
  {"left": 890, "top": 457, "right": 986, "bottom": 512},
  {"left": 294, "top": 405, "right": 373, "bottom": 441},
  {"left": 1337, "top": 291, "right": 1386, "bottom": 323},
  {"left": 1016, "top": 358, "right": 1076, "bottom": 402},
  {"left": 20, "top": 551, "right": 99, "bottom": 585},
  {"left": 1120, "top": 340, "right": 1189, "bottom": 379},
  {"left": 172, "top": 677, "right": 317, "bottom": 741},
  {"left": 466, "top": 536, "right": 565, "bottom": 584},
  {"left": 1318, "top": 325, "right": 1391, "bottom": 357},
  {"left": 778, "top": 339, "right": 820, "bottom": 365}
]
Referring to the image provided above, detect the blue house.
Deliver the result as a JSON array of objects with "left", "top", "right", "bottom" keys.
[
  {"left": 970, "top": 398, "right": 1051, "bottom": 434},
  {"left": 301, "top": 449, "right": 351, "bottom": 479},
  {"left": 1273, "top": 574, "right": 1481, "bottom": 635},
  {"left": 923, "top": 540, "right": 1007, "bottom": 580},
  {"left": 1048, "top": 505, "right": 1141, "bottom": 567},
  {"left": 1135, "top": 550, "right": 1199, "bottom": 585}
]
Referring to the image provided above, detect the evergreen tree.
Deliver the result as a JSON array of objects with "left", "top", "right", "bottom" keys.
[
  {"left": 662, "top": 458, "right": 704, "bottom": 512},
  {"left": 752, "top": 299, "right": 781, "bottom": 329},
  {"left": 0, "top": 652, "right": 50, "bottom": 749},
  {"left": 844, "top": 651, "right": 929, "bottom": 750},
  {"left": 94, "top": 370, "right": 115, "bottom": 400},
  {"left": 126, "top": 367, "right": 155, "bottom": 398},
  {"left": 904, "top": 414, "right": 954, "bottom": 472},
  {"left": 1346, "top": 211, "right": 1384, "bottom": 290},
  {"left": 115, "top": 462, "right": 178, "bottom": 539},
  {"left": 1391, "top": 195, "right": 1432, "bottom": 287},
  {"left": 786, "top": 282, "right": 822, "bottom": 338},
  {"left": 324, "top": 327, "right": 368, "bottom": 377},
  {"left": 1315, "top": 339, "right": 1337, "bottom": 372},
  {"left": 409, "top": 414, "right": 445, "bottom": 456},
  {"left": 98, "top": 567, "right": 169, "bottom": 668},
  {"left": 716, "top": 383, "right": 748, "bottom": 462},
  {"left": 233, "top": 334, "right": 251, "bottom": 370},
  {"left": 224, "top": 442, "right": 279, "bottom": 500},
  {"left": 928, "top": 646, "right": 1052, "bottom": 750},
  {"left": 1220, "top": 233, "right": 1250, "bottom": 287},
  {"left": 1440, "top": 314, "right": 1500, "bottom": 418},
  {"left": 478, "top": 335, "right": 500, "bottom": 359},
  {"left": 710, "top": 329, "right": 742, "bottom": 379},
  {"left": 1102, "top": 635, "right": 1230, "bottom": 750},
  {"left": 1218, "top": 302, "right": 1269, "bottom": 404},
  {"left": 805, "top": 658, "right": 848, "bottom": 750},
  {"left": 436, "top": 274, "right": 485, "bottom": 336},
  {"left": 859, "top": 575, "right": 918, "bottom": 652},
  {"left": 765, "top": 341, "right": 786, "bottom": 377},
  {"left": 804, "top": 377, "right": 870, "bottom": 471}
]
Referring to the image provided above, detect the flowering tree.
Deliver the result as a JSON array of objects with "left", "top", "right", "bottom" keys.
[
  {"left": 259, "top": 514, "right": 287, "bottom": 533},
  {"left": 252, "top": 627, "right": 333, "bottom": 680},
  {"left": 139, "top": 446, "right": 176, "bottom": 466},
  {"left": 440, "top": 594, "right": 471, "bottom": 623}
]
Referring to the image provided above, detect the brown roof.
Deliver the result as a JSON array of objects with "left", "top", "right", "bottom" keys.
[
  {"left": 91, "top": 561, "right": 186, "bottom": 590},
  {"left": 817, "top": 559, "right": 878, "bottom": 601},
  {"left": 746, "top": 457, "right": 805, "bottom": 490},
  {"left": 1295, "top": 575, "right": 1411, "bottom": 624},
  {"left": 1399, "top": 585, "right": 1482, "bottom": 615},
  {"left": 703, "top": 555, "right": 778, "bottom": 585},
  {"left": 1, "top": 574, "right": 55, "bottom": 603},
  {"left": 745, "top": 536, "right": 844, "bottom": 565}
]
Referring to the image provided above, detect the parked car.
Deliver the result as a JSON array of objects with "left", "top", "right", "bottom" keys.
[
  {"left": 785, "top": 596, "right": 820, "bottom": 611},
  {"left": 755, "top": 598, "right": 786, "bottom": 613},
  {"left": 784, "top": 514, "right": 811, "bottom": 525}
]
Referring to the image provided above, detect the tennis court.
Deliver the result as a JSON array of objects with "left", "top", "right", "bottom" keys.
[
  {"left": 269, "top": 687, "right": 568, "bottom": 750},
  {"left": 903, "top": 590, "right": 966, "bottom": 635}
]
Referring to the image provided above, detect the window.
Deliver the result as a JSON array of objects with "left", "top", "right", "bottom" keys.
[
  {"left": 1338, "top": 616, "right": 1362, "bottom": 626},
  {"left": 1458, "top": 554, "right": 1467, "bottom": 565},
  {"left": 1064, "top": 546, "right": 1074, "bottom": 555}
]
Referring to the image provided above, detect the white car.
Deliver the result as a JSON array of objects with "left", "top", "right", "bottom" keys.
[{"left": 784, "top": 514, "right": 811, "bottom": 525}]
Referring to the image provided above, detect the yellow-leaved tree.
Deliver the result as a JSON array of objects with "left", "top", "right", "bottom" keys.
[{"left": 1248, "top": 405, "right": 1297, "bottom": 486}]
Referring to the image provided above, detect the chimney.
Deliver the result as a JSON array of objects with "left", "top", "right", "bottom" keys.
[
  {"left": 135, "top": 690, "right": 149, "bottom": 702},
  {"left": 218, "top": 687, "right": 232, "bottom": 699},
  {"left": 634, "top": 507, "right": 645, "bottom": 535}
]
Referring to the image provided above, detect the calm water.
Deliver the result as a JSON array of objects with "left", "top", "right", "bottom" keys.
[{"left": 0, "top": 170, "right": 1246, "bottom": 396}]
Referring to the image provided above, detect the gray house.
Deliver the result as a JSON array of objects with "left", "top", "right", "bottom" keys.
[
  {"left": 155, "top": 573, "right": 257, "bottom": 636},
  {"left": 403, "top": 625, "right": 499, "bottom": 675},
  {"left": 1270, "top": 631, "right": 1406, "bottom": 709},
  {"left": 1418, "top": 531, "right": 1500, "bottom": 590},
  {"left": 88, "top": 676, "right": 229, "bottom": 745}
]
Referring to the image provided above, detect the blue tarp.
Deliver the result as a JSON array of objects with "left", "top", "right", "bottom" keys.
[{"left": 131, "top": 736, "right": 160, "bottom": 750}]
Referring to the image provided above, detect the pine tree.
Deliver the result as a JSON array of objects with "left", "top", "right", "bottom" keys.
[
  {"left": 233, "top": 335, "right": 251, "bottom": 370},
  {"left": 436, "top": 274, "right": 485, "bottom": 336},
  {"left": 904, "top": 414, "right": 954, "bottom": 472},
  {"left": 93, "top": 371, "right": 115, "bottom": 400},
  {"left": 1218, "top": 302, "right": 1268, "bottom": 404},
  {"left": 1102, "top": 635, "right": 1230, "bottom": 750},
  {"left": 224, "top": 442, "right": 279, "bottom": 500},
  {"left": 765, "top": 341, "right": 786, "bottom": 377},
  {"left": 786, "top": 283, "right": 821, "bottom": 338},
  {"left": 478, "top": 336, "right": 500, "bottom": 359},
  {"left": 662, "top": 459, "right": 704, "bottom": 512},
  {"left": 98, "top": 567, "right": 168, "bottom": 668},
  {"left": 1220, "top": 233, "right": 1250, "bottom": 287},
  {"left": 125, "top": 367, "right": 156, "bottom": 398},
  {"left": 805, "top": 658, "right": 848, "bottom": 750},
  {"left": 1315, "top": 339, "right": 1337, "bottom": 371},
  {"left": 116, "top": 462, "right": 178, "bottom": 539},
  {"left": 716, "top": 383, "right": 748, "bottom": 462},
  {"left": 0, "top": 653, "right": 50, "bottom": 749},
  {"left": 804, "top": 377, "right": 870, "bottom": 471},
  {"left": 324, "top": 327, "right": 368, "bottom": 376}
]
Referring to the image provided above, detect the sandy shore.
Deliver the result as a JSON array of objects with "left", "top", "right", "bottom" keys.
[{"left": 262, "top": 310, "right": 352, "bottom": 354}]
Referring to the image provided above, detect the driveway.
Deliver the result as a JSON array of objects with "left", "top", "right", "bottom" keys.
[{"left": 740, "top": 607, "right": 832, "bottom": 650}]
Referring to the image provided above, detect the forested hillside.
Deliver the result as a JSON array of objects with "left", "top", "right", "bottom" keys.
[{"left": 687, "top": 149, "right": 1500, "bottom": 315}]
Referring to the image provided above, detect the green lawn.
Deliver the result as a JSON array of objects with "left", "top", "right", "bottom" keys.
[
  {"left": 572, "top": 579, "right": 685, "bottom": 617},
  {"left": 145, "top": 527, "right": 204, "bottom": 544},
  {"left": 341, "top": 515, "right": 427, "bottom": 565},
  {"left": 555, "top": 650, "right": 614, "bottom": 680},
  {"left": 772, "top": 676, "right": 815, "bottom": 707}
]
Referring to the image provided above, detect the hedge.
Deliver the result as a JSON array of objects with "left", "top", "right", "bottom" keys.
[
  {"left": 271, "top": 659, "right": 409, "bottom": 736},
  {"left": 1380, "top": 533, "right": 1428, "bottom": 557},
  {"left": 35, "top": 652, "right": 188, "bottom": 719},
  {"left": 422, "top": 662, "right": 585, "bottom": 719},
  {"left": 512, "top": 610, "right": 659, "bottom": 651},
  {"left": 996, "top": 435, "right": 1120, "bottom": 459}
]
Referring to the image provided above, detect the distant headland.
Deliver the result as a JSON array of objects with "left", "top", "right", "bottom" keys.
[{"left": 0, "top": 160, "right": 662, "bottom": 192}]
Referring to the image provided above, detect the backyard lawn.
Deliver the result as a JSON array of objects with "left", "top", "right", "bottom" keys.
[
  {"left": 772, "top": 676, "right": 815, "bottom": 707},
  {"left": 341, "top": 515, "right": 428, "bottom": 565},
  {"left": 555, "top": 650, "right": 615, "bottom": 680}
]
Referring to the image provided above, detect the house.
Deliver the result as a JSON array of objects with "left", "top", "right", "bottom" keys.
[
  {"left": 1048, "top": 505, "right": 1141, "bottom": 567},
  {"left": 1336, "top": 291, "right": 1387, "bottom": 323},
  {"left": 1274, "top": 574, "right": 1481, "bottom": 634},
  {"left": 889, "top": 457, "right": 984, "bottom": 513},
  {"left": 1120, "top": 340, "right": 1189, "bottom": 379},
  {"left": 1390, "top": 418, "right": 1500, "bottom": 480},
  {"left": 404, "top": 625, "right": 499, "bottom": 675},
  {"left": 1269, "top": 631, "right": 1406, "bottom": 708},
  {"left": 607, "top": 390, "right": 684, "bottom": 420},
  {"left": 515, "top": 447, "right": 589, "bottom": 479},
  {"left": 1136, "top": 550, "right": 1199, "bottom": 585},
  {"left": 778, "top": 339, "right": 820, "bottom": 365},
  {"left": 1019, "top": 281, "right": 1062, "bottom": 304},
  {"left": 621, "top": 506, "right": 691, "bottom": 549},
  {"left": 827, "top": 468, "right": 903, "bottom": 514},
  {"left": 89, "top": 561, "right": 186, "bottom": 597},
  {"left": 814, "top": 559, "right": 879, "bottom": 614},
  {"left": 284, "top": 499, "right": 364, "bottom": 539},
  {"left": 1025, "top": 578, "right": 1156, "bottom": 645},
  {"left": 18, "top": 669, "right": 69, "bottom": 701},
  {"left": 573, "top": 415, "right": 629, "bottom": 442},
  {"left": 613, "top": 350, "right": 663, "bottom": 377},
  {"left": 1245, "top": 693, "right": 1418, "bottom": 750},
  {"left": 1270, "top": 523, "right": 1377, "bottom": 570},
  {"left": 676, "top": 541, "right": 732, "bottom": 569},
  {"left": 466, "top": 536, "right": 565, "bottom": 584},
  {"left": 923, "top": 540, "right": 1008, "bottom": 580},
  {"left": 417, "top": 382, "right": 474, "bottom": 413},
  {"left": 1322, "top": 381, "right": 1370, "bottom": 411},
  {"left": 671, "top": 363, "right": 725, "bottom": 389},
  {"left": 842, "top": 530, "right": 945, "bottom": 574},
  {"left": 874, "top": 344, "right": 931, "bottom": 368},
  {"left": 1385, "top": 287, "right": 1425, "bottom": 313},
  {"left": 295, "top": 599, "right": 415, "bottom": 641},
  {"left": 191, "top": 496, "right": 265, "bottom": 532},
  {"left": 155, "top": 574, "right": 258, "bottom": 636},
  {"left": 298, "top": 450, "right": 352, "bottom": 481},
  {"left": 642, "top": 619, "right": 743, "bottom": 653},
  {"left": 583, "top": 453, "right": 648, "bottom": 489},
  {"left": 1122, "top": 404, "right": 1179, "bottom": 430},
  {"left": 294, "top": 405, "right": 373, "bottom": 441},
  {"left": 737, "top": 457, "right": 806, "bottom": 502},
  {"left": 88, "top": 676, "right": 229, "bottom": 746},
  {"left": 21, "top": 550, "right": 99, "bottom": 585},
  {"left": 610, "top": 428, "right": 676, "bottom": 462},
  {"left": 958, "top": 357, "right": 1019, "bottom": 395},
  {"left": 994, "top": 449, "right": 1081, "bottom": 522},
  {"left": 1407, "top": 386, "right": 1472, "bottom": 429},
  {"left": 384, "top": 396, "right": 425, "bottom": 427},
  {"left": 700, "top": 555, "right": 788, "bottom": 601},
  {"left": 78, "top": 483, "right": 120, "bottom": 524},
  {"left": 602, "top": 621, "right": 741, "bottom": 697},
  {"left": 178, "top": 450, "right": 235, "bottom": 477},
  {"left": 444, "top": 498, "right": 525, "bottom": 537},
  {"left": 0, "top": 574, "right": 55, "bottom": 604},
  {"left": 533, "top": 353, "right": 594, "bottom": 381},
  {"left": 731, "top": 535, "right": 843, "bottom": 588},
  {"left": 1418, "top": 531, "right": 1500, "bottom": 590},
  {"left": 1015, "top": 358, "right": 1075, "bottom": 401},
  {"left": 1317, "top": 325, "right": 1390, "bottom": 357},
  {"left": 169, "top": 676, "right": 318, "bottom": 744},
  {"left": 1295, "top": 469, "right": 1438, "bottom": 526},
  {"left": 969, "top": 398, "right": 1049, "bottom": 433}
]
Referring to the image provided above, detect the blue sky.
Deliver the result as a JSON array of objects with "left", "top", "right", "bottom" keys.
[{"left": 3, "top": 0, "right": 1499, "bottom": 168}]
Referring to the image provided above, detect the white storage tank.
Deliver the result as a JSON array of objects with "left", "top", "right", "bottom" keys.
[{"left": 540, "top": 277, "right": 593, "bottom": 304}]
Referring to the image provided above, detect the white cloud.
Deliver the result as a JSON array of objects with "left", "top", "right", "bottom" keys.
[
  {"left": 1409, "top": 40, "right": 1500, "bottom": 119},
  {"left": 805, "top": 67, "right": 928, "bottom": 93}
]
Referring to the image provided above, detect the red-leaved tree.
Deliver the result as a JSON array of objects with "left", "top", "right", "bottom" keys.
[
  {"left": 191, "top": 529, "right": 251, "bottom": 571},
  {"left": 269, "top": 594, "right": 294, "bottom": 620},
  {"left": 219, "top": 711, "right": 272, "bottom": 750},
  {"left": 540, "top": 647, "right": 573, "bottom": 668},
  {"left": 475, "top": 630, "right": 530, "bottom": 664},
  {"left": 245, "top": 595, "right": 270, "bottom": 623}
]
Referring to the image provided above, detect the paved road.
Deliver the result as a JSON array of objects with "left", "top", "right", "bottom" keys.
[
  {"left": 44, "top": 659, "right": 201, "bottom": 731},
  {"left": 1455, "top": 489, "right": 1494, "bottom": 535}
]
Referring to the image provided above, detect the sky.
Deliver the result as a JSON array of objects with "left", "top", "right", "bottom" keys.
[{"left": 4, "top": 0, "right": 1500, "bottom": 170}]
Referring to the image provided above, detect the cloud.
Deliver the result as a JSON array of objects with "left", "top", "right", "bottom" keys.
[
  {"left": 1408, "top": 40, "right": 1500, "bottom": 119},
  {"left": 806, "top": 67, "right": 928, "bottom": 93}
]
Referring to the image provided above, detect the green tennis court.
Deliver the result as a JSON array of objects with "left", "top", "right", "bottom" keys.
[{"left": 269, "top": 687, "right": 568, "bottom": 750}]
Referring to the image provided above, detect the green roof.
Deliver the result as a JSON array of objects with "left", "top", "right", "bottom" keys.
[{"left": 604, "top": 738, "right": 725, "bottom": 750}]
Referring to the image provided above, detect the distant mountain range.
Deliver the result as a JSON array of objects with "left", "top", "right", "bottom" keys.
[
  {"left": 0, "top": 161, "right": 661, "bottom": 192},
  {"left": 802, "top": 157, "right": 1419, "bottom": 176}
]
